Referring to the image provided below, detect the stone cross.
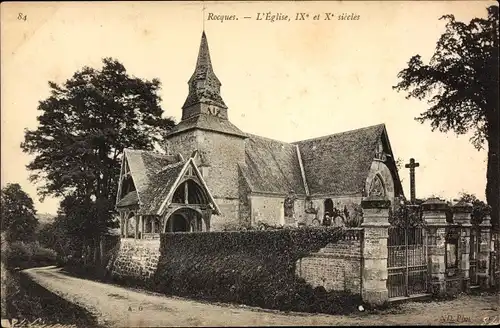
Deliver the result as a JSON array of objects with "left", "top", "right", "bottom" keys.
[{"left": 405, "top": 158, "right": 420, "bottom": 203}]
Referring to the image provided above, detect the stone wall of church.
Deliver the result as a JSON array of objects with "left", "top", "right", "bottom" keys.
[
  {"left": 238, "top": 167, "right": 252, "bottom": 227},
  {"left": 164, "top": 131, "right": 198, "bottom": 160},
  {"left": 110, "top": 239, "right": 160, "bottom": 281},
  {"left": 250, "top": 195, "right": 285, "bottom": 226},
  {"left": 293, "top": 199, "right": 306, "bottom": 224},
  {"left": 295, "top": 237, "right": 362, "bottom": 294},
  {"left": 195, "top": 130, "right": 246, "bottom": 200},
  {"left": 307, "top": 196, "right": 363, "bottom": 225},
  {"left": 165, "top": 129, "right": 246, "bottom": 228}
]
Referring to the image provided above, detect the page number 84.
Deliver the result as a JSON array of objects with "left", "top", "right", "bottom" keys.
[{"left": 17, "top": 13, "right": 27, "bottom": 21}]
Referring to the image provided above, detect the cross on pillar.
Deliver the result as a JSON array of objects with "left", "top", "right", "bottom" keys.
[{"left": 405, "top": 158, "right": 420, "bottom": 203}]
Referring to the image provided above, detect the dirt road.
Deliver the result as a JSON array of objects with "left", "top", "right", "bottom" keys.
[{"left": 24, "top": 266, "right": 498, "bottom": 327}]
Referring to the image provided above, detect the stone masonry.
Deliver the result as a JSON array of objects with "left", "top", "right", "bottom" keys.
[
  {"left": 478, "top": 215, "right": 492, "bottom": 288},
  {"left": 295, "top": 235, "right": 362, "bottom": 294},
  {"left": 361, "top": 197, "right": 391, "bottom": 306},
  {"left": 111, "top": 239, "right": 161, "bottom": 281},
  {"left": 452, "top": 201, "right": 472, "bottom": 291},
  {"left": 421, "top": 198, "right": 448, "bottom": 297}
]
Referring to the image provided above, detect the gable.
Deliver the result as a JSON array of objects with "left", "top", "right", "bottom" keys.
[
  {"left": 154, "top": 158, "right": 221, "bottom": 216},
  {"left": 294, "top": 124, "right": 387, "bottom": 196},
  {"left": 379, "top": 128, "right": 404, "bottom": 197},
  {"left": 116, "top": 149, "right": 222, "bottom": 216},
  {"left": 116, "top": 149, "right": 183, "bottom": 209},
  {"left": 240, "top": 134, "right": 306, "bottom": 196}
]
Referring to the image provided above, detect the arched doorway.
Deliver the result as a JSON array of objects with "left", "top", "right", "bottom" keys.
[
  {"left": 324, "top": 198, "right": 334, "bottom": 216},
  {"left": 164, "top": 208, "right": 204, "bottom": 233},
  {"left": 169, "top": 214, "right": 190, "bottom": 232}
]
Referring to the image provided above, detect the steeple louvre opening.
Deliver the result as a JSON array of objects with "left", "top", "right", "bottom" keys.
[{"left": 182, "top": 31, "right": 228, "bottom": 121}]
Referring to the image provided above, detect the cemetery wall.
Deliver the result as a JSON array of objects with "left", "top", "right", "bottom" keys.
[
  {"left": 296, "top": 237, "right": 362, "bottom": 294},
  {"left": 110, "top": 239, "right": 160, "bottom": 281},
  {"left": 152, "top": 228, "right": 361, "bottom": 314}
]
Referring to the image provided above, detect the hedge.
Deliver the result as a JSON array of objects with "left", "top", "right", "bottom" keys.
[{"left": 152, "top": 227, "right": 362, "bottom": 314}]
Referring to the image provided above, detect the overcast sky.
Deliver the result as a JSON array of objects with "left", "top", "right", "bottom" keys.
[{"left": 1, "top": 1, "right": 495, "bottom": 214}]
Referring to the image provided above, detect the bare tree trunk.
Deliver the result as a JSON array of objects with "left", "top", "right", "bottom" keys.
[{"left": 486, "top": 127, "right": 499, "bottom": 232}]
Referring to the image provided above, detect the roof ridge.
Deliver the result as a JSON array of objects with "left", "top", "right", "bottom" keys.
[
  {"left": 125, "top": 148, "right": 173, "bottom": 158},
  {"left": 246, "top": 133, "right": 294, "bottom": 147},
  {"left": 155, "top": 160, "right": 186, "bottom": 175},
  {"left": 293, "top": 123, "right": 385, "bottom": 144}
]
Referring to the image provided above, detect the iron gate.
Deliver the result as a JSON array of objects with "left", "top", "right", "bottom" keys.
[
  {"left": 387, "top": 227, "right": 429, "bottom": 299},
  {"left": 469, "top": 226, "right": 480, "bottom": 287}
]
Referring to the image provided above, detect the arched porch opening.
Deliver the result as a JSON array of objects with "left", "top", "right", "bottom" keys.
[
  {"left": 169, "top": 213, "right": 190, "bottom": 232},
  {"left": 164, "top": 207, "right": 207, "bottom": 233},
  {"left": 124, "top": 212, "right": 136, "bottom": 238},
  {"left": 171, "top": 179, "right": 210, "bottom": 205}
]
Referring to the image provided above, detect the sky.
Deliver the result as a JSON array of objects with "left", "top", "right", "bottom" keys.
[{"left": 1, "top": 1, "right": 495, "bottom": 214}]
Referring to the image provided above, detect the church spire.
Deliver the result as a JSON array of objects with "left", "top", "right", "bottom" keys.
[{"left": 181, "top": 31, "right": 228, "bottom": 121}]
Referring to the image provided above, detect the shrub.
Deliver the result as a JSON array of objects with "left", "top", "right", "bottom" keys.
[
  {"left": 151, "top": 228, "right": 361, "bottom": 315},
  {"left": 4, "top": 241, "right": 58, "bottom": 269}
]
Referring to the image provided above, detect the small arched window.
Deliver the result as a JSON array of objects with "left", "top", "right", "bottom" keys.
[{"left": 368, "top": 174, "right": 386, "bottom": 197}]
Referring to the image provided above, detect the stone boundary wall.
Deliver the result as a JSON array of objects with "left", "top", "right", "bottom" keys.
[
  {"left": 111, "top": 239, "right": 160, "bottom": 281},
  {"left": 295, "top": 236, "right": 362, "bottom": 294}
]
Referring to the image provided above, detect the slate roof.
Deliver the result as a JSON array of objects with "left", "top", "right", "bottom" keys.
[
  {"left": 294, "top": 124, "right": 386, "bottom": 196},
  {"left": 118, "top": 150, "right": 221, "bottom": 216},
  {"left": 182, "top": 31, "right": 227, "bottom": 110},
  {"left": 166, "top": 114, "right": 247, "bottom": 138},
  {"left": 116, "top": 190, "right": 139, "bottom": 208},
  {"left": 239, "top": 134, "right": 307, "bottom": 195},
  {"left": 120, "top": 149, "right": 184, "bottom": 214},
  {"left": 137, "top": 161, "right": 185, "bottom": 215}
]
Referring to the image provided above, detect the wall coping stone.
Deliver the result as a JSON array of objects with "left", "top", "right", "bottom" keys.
[
  {"left": 421, "top": 198, "right": 449, "bottom": 211},
  {"left": 361, "top": 199, "right": 391, "bottom": 209},
  {"left": 452, "top": 201, "right": 473, "bottom": 213},
  {"left": 303, "top": 253, "right": 362, "bottom": 260},
  {"left": 480, "top": 215, "right": 492, "bottom": 228},
  {"left": 361, "top": 222, "right": 391, "bottom": 228}
]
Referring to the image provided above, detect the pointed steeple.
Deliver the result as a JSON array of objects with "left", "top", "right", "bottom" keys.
[{"left": 181, "top": 31, "right": 228, "bottom": 121}]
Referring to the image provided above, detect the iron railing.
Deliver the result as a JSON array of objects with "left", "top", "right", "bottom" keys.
[{"left": 387, "top": 226, "right": 428, "bottom": 298}]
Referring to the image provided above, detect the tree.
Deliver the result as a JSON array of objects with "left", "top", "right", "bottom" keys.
[
  {"left": 21, "top": 58, "right": 175, "bottom": 259},
  {"left": 456, "top": 192, "right": 491, "bottom": 225},
  {"left": 393, "top": 5, "right": 499, "bottom": 231},
  {"left": 1, "top": 183, "right": 38, "bottom": 242}
]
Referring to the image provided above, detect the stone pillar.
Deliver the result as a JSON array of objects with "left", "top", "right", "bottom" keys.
[
  {"left": 422, "top": 198, "right": 448, "bottom": 296},
  {"left": 151, "top": 217, "right": 155, "bottom": 234},
  {"left": 361, "top": 197, "right": 391, "bottom": 306},
  {"left": 452, "top": 200, "right": 472, "bottom": 292},
  {"left": 478, "top": 215, "right": 492, "bottom": 289}
]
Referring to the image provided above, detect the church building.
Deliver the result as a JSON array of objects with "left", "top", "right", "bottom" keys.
[{"left": 115, "top": 32, "right": 404, "bottom": 238}]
